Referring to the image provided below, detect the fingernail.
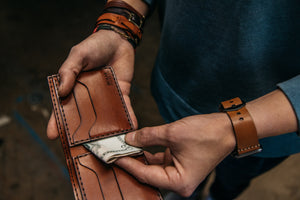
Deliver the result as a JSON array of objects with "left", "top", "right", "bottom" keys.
[{"left": 125, "top": 132, "right": 136, "bottom": 144}]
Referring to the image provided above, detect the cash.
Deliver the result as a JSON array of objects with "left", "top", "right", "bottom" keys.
[{"left": 84, "top": 134, "right": 143, "bottom": 164}]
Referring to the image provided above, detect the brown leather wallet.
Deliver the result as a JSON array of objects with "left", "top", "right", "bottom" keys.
[{"left": 47, "top": 66, "right": 163, "bottom": 200}]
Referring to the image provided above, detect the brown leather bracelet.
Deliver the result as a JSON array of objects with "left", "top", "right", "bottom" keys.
[
  {"left": 95, "top": 13, "right": 142, "bottom": 40},
  {"left": 104, "top": 0, "right": 145, "bottom": 20},
  {"left": 104, "top": 1, "right": 145, "bottom": 28},
  {"left": 219, "top": 97, "right": 262, "bottom": 158}
]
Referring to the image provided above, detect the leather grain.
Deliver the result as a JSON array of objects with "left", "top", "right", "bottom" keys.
[
  {"left": 48, "top": 66, "right": 163, "bottom": 200},
  {"left": 220, "top": 97, "right": 262, "bottom": 157}
]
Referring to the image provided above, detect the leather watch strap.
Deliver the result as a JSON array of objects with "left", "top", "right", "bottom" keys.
[{"left": 220, "top": 97, "right": 262, "bottom": 158}]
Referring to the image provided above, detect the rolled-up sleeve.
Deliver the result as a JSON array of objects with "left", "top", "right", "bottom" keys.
[{"left": 277, "top": 75, "right": 300, "bottom": 135}]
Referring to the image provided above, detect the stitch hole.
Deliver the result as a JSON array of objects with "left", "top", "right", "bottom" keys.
[{"left": 239, "top": 117, "right": 244, "bottom": 121}]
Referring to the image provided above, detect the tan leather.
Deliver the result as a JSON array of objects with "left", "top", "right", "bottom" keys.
[
  {"left": 220, "top": 97, "right": 262, "bottom": 158},
  {"left": 48, "top": 66, "right": 163, "bottom": 200},
  {"left": 95, "top": 13, "right": 142, "bottom": 40}
]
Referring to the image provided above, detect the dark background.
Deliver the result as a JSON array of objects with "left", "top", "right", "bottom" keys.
[{"left": 1, "top": 0, "right": 300, "bottom": 199}]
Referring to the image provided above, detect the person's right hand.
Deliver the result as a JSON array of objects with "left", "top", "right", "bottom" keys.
[{"left": 47, "top": 30, "right": 137, "bottom": 140}]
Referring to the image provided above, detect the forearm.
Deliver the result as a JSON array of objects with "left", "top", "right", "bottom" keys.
[
  {"left": 107, "top": 0, "right": 149, "bottom": 16},
  {"left": 246, "top": 89, "right": 298, "bottom": 139}
]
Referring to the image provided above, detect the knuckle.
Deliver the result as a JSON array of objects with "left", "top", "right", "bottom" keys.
[
  {"left": 59, "top": 67, "right": 80, "bottom": 79},
  {"left": 137, "top": 127, "right": 153, "bottom": 144},
  {"left": 170, "top": 175, "right": 195, "bottom": 197},
  {"left": 177, "top": 184, "right": 195, "bottom": 197},
  {"left": 136, "top": 175, "right": 147, "bottom": 184},
  {"left": 164, "top": 124, "right": 180, "bottom": 143},
  {"left": 69, "top": 45, "right": 81, "bottom": 56}
]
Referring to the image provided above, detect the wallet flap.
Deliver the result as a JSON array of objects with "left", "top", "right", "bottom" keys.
[{"left": 48, "top": 66, "right": 134, "bottom": 147}]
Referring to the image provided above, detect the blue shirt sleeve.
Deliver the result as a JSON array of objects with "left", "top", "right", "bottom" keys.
[
  {"left": 277, "top": 75, "right": 300, "bottom": 135},
  {"left": 143, "top": 0, "right": 155, "bottom": 5},
  {"left": 142, "top": 0, "right": 156, "bottom": 13}
]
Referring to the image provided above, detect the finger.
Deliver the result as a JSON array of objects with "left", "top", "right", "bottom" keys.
[
  {"left": 47, "top": 112, "right": 59, "bottom": 140},
  {"left": 58, "top": 58, "right": 83, "bottom": 97},
  {"left": 125, "top": 125, "right": 170, "bottom": 147},
  {"left": 115, "top": 156, "right": 181, "bottom": 191},
  {"left": 144, "top": 151, "right": 166, "bottom": 165},
  {"left": 163, "top": 148, "right": 174, "bottom": 166}
]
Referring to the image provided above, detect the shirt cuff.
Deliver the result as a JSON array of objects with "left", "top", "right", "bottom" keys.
[{"left": 277, "top": 75, "right": 300, "bottom": 136}]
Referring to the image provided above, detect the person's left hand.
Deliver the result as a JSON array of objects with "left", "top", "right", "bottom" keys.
[{"left": 116, "top": 113, "right": 236, "bottom": 197}]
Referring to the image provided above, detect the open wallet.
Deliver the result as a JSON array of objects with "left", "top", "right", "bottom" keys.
[{"left": 47, "top": 66, "right": 163, "bottom": 200}]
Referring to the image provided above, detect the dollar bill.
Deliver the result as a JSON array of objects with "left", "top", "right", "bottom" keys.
[{"left": 84, "top": 134, "right": 143, "bottom": 164}]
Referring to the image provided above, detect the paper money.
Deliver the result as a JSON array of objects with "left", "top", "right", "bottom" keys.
[{"left": 84, "top": 134, "right": 143, "bottom": 164}]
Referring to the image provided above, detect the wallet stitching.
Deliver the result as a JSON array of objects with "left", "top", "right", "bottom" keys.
[
  {"left": 106, "top": 66, "right": 134, "bottom": 131},
  {"left": 75, "top": 153, "right": 108, "bottom": 200},
  {"left": 53, "top": 78, "right": 76, "bottom": 147},
  {"left": 74, "top": 157, "right": 88, "bottom": 200},
  {"left": 50, "top": 71, "right": 163, "bottom": 200},
  {"left": 50, "top": 76, "right": 80, "bottom": 200},
  {"left": 60, "top": 66, "right": 134, "bottom": 146},
  {"left": 111, "top": 167, "right": 125, "bottom": 200}
]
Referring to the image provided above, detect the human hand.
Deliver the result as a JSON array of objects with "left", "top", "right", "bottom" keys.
[
  {"left": 116, "top": 113, "right": 236, "bottom": 197},
  {"left": 47, "top": 30, "right": 137, "bottom": 139}
]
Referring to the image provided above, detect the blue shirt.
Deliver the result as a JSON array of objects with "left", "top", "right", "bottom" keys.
[{"left": 145, "top": 0, "right": 300, "bottom": 157}]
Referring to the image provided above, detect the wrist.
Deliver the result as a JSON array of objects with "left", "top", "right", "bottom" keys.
[{"left": 219, "top": 113, "right": 237, "bottom": 153}]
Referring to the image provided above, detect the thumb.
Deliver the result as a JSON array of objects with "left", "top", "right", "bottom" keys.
[
  {"left": 125, "top": 125, "right": 170, "bottom": 147},
  {"left": 57, "top": 57, "right": 83, "bottom": 97}
]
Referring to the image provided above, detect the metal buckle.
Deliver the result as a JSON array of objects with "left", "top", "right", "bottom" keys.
[
  {"left": 128, "top": 12, "right": 142, "bottom": 29},
  {"left": 232, "top": 147, "right": 263, "bottom": 158},
  {"left": 219, "top": 99, "right": 245, "bottom": 112}
]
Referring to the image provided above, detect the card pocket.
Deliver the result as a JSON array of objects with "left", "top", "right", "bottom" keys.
[
  {"left": 50, "top": 67, "right": 134, "bottom": 147},
  {"left": 73, "top": 153, "right": 161, "bottom": 200},
  {"left": 73, "top": 152, "right": 123, "bottom": 200}
]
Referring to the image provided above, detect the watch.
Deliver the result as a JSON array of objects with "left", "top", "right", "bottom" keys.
[{"left": 219, "top": 97, "right": 262, "bottom": 158}]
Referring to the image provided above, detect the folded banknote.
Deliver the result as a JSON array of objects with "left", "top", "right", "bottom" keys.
[{"left": 84, "top": 134, "right": 143, "bottom": 164}]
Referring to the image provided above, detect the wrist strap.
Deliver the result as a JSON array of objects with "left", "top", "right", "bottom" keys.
[{"left": 220, "top": 97, "right": 262, "bottom": 158}]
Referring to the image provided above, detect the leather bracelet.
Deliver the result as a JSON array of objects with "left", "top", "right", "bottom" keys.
[
  {"left": 103, "top": 7, "right": 144, "bottom": 29},
  {"left": 94, "top": 1, "right": 145, "bottom": 49},
  {"left": 95, "top": 13, "right": 142, "bottom": 40},
  {"left": 103, "top": 0, "right": 145, "bottom": 29},
  {"left": 219, "top": 97, "right": 262, "bottom": 158},
  {"left": 94, "top": 24, "right": 137, "bottom": 48}
]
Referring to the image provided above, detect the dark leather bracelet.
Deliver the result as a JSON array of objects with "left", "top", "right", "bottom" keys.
[
  {"left": 94, "top": 24, "right": 137, "bottom": 48},
  {"left": 95, "top": 13, "right": 142, "bottom": 39},
  {"left": 219, "top": 97, "right": 262, "bottom": 158},
  {"left": 103, "top": 7, "right": 144, "bottom": 29},
  {"left": 104, "top": 0, "right": 145, "bottom": 20},
  {"left": 93, "top": 1, "right": 145, "bottom": 49}
]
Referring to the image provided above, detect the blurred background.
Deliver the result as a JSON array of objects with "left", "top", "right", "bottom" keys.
[{"left": 1, "top": 0, "right": 300, "bottom": 199}]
